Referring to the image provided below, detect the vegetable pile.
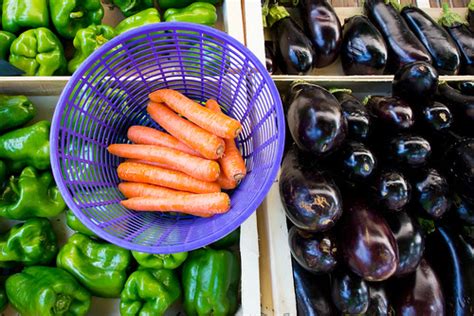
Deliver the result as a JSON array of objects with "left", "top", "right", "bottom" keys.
[{"left": 280, "top": 62, "right": 474, "bottom": 314}]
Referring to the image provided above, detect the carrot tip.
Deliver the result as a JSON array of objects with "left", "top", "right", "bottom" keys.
[{"left": 233, "top": 174, "right": 245, "bottom": 181}]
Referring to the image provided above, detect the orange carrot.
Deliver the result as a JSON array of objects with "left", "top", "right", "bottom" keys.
[
  {"left": 149, "top": 89, "right": 242, "bottom": 139},
  {"left": 127, "top": 125, "right": 202, "bottom": 157},
  {"left": 217, "top": 172, "right": 238, "bottom": 190},
  {"left": 117, "top": 162, "right": 221, "bottom": 194},
  {"left": 108, "top": 143, "right": 220, "bottom": 182},
  {"left": 125, "top": 159, "right": 171, "bottom": 170},
  {"left": 121, "top": 192, "right": 231, "bottom": 217},
  {"left": 206, "top": 99, "right": 247, "bottom": 181},
  {"left": 147, "top": 102, "right": 225, "bottom": 160},
  {"left": 118, "top": 182, "right": 192, "bottom": 199}
]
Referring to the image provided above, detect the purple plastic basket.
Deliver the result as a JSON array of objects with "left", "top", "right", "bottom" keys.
[{"left": 51, "top": 22, "right": 285, "bottom": 254}]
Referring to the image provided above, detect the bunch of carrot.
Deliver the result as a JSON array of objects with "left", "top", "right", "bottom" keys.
[{"left": 108, "top": 89, "right": 247, "bottom": 218}]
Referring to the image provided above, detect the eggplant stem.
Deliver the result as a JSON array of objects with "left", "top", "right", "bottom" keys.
[
  {"left": 361, "top": 95, "right": 372, "bottom": 105},
  {"left": 384, "top": 0, "right": 401, "bottom": 11},
  {"left": 328, "top": 88, "right": 353, "bottom": 94},
  {"left": 438, "top": 3, "right": 466, "bottom": 27}
]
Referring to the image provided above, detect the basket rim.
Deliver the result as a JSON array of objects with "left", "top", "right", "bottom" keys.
[{"left": 50, "top": 22, "right": 285, "bottom": 254}]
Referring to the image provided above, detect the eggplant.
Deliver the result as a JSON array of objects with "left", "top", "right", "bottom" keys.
[
  {"left": 444, "top": 136, "right": 474, "bottom": 205},
  {"left": 340, "top": 15, "right": 388, "bottom": 75},
  {"left": 279, "top": 146, "right": 343, "bottom": 232},
  {"left": 452, "top": 81, "right": 474, "bottom": 96},
  {"left": 332, "top": 90, "right": 370, "bottom": 141},
  {"left": 288, "top": 226, "right": 338, "bottom": 274},
  {"left": 422, "top": 101, "right": 453, "bottom": 132},
  {"left": 401, "top": 7, "right": 461, "bottom": 75},
  {"left": 300, "top": 0, "right": 342, "bottom": 68},
  {"left": 385, "top": 211, "right": 424, "bottom": 276},
  {"left": 392, "top": 61, "right": 439, "bottom": 106},
  {"left": 264, "top": 41, "right": 275, "bottom": 74},
  {"left": 287, "top": 82, "right": 347, "bottom": 156},
  {"left": 372, "top": 170, "right": 411, "bottom": 211},
  {"left": 453, "top": 195, "right": 474, "bottom": 225},
  {"left": 293, "top": 260, "right": 336, "bottom": 316},
  {"left": 439, "top": 5, "right": 474, "bottom": 75},
  {"left": 340, "top": 200, "right": 398, "bottom": 281},
  {"left": 366, "top": 96, "right": 414, "bottom": 131},
  {"left": 338, "top": 141, "right": 376, "bottom": 179},
  {"left": 268, "top": 5, "right": 315, "bottom": 75},
  {"left": 412, "top": 168, "right": 450, "bottom": 218},
  {"left": 364, "top": 0, "right": 431, "bottom": 73},
  {"left": 330, "top": 268, "right": 369, "bottom": 314},
  {"left": 437, "top": 82, "right": 474, "bottom": 134},
  {"left": 387, "top": 134, "right": 431, "bottom": 167},
  {"left": 391, "top": 259, "right": 445, "bottom": 316},
  {"left": 367, "top": 284, "right": 391, "bottom": 316},
  {"left": 425, "top": 226, "right": 474, "bottom": 315}
]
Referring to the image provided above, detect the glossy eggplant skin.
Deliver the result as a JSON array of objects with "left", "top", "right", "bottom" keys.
[
  {"left": 330, "top": 268, "right": 369, "bottom": 314},
  {"left": 444, "top": 24, "right": 474, "bottom": 75},
  {"left": 264, "top": 41, "right": 275, "bottom": 74},
  {"left": 392, "top": 61, "right": 439, "bottom": 106},
  {"left": 287, "top": 83, "right": 347, "bottom": 156},
  {"left": 288, "top": 226, "right": 338, "bottom": 274},
  {"left": 413, "top": 168, "right": 451, "bottom": 218},
  {"left": 293, "top": 260, "right": 336, "bottom": 316},
  {"left": 339, "top": 141, "right": 376, "bottom": 179},
  {"left": 437, "top": 83, "right": 474, "bottom": 133},
  {"left": 444, "top": 138, "right": 474, "bottom": 205},
  {"left": 340, "top": 200, "right": 399, "bottom": 281},
  {"left": 453, "top": 195, "right": 474, "bottom": 225},
  {"left": 341, "top": 15, "right": 387, "bottom": 75},
  {"left": 387, "top": 135, "right": 432, "bottom": 167},
  {"left": 392, "top": 259, "right": 445, "bottom": 316},
  {"left": 271, "top": 17, "right": 315, "bottom": 75},
  {"left": 364, "top": 0, "right": 431, "bottom": 73},
  {"left": 401, "top": 7, "right": 461, "bottom": 75},
  {"left": 454, "top": 81, "right": 474, "bottom": 96},
  {"left": 280, "top": 146, "right": 343, "bottom": 232},
  {"left": 300, "top": 0, "right": 342, "bottom": 68},
  {"left": 367, "top": 284, "right": 391, "bottom": 316},
  {"left": 385, "top": 212, "right": 424, "bottom": 276},
  {"left": 333, "top": 90, "right": 370, "bottom": 141},
  {"left": 367, "top": 96, "right": 414, "bottom": 131},
  {"left": 422, "top": 101, "right": 453, "bottom": 131},
  {"left": 372, "top": 170, "right": 411, "bottom": 211},
  {"left": 425, "top": 226, "right": 474, "bottom": 315}
]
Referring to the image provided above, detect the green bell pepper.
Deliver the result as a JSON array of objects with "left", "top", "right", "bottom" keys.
[
  {"left": 0, "top": 282, "right": 6, "bottom": 312},
  {"left": 68, "top": 24, "right": 116, "bottom": 74},
  {"left": 182, "top": 248, "right": 240, "bottom": 316},
  {"left": 112, "top": 0, "right": 154, "bottom": 17},
  {"left": 158, "top": 0, "right": 220, "bottom": 10},
  {"left": 120, "top": 268, "right": 181, "bottom": 316},
  {"left": 0, "top": 95, "right": 36, "bottom": 133},
  {"left": 164, "top": 2, "right": 217, "bottom": 26},
  {"left": 116, "top": 8, "right": 161, "bottom": 35},
  {"left": 0, "top": 31, "right": 16, "bottom": 60},
  {"left": 49, "top": 0, "right": 104, "bottom": 39},
  {"left": 0, "top": 160, "right": 6, "bottom": 187},
  {"left": 210, "top": 227, "right": 240, "bottom": 249},
  {"left": 9, "top": 27, "right": 67, "bottom": 76},
  {"left": 57, "top": 233, "right": 131, "bottom": 298},
  {"left": 0, "top": 120, "right": 50, "bottom": 170},
  {"left": 132, "top": 251, "right": 188, "bottom": 270},
  {"left": 2, "top": 0, "right": 49, "bottom": 34},
  {"left": 0, "top": 218, "right": 57, "bottom": 267},
  {"left": 0, "top": 167, "right": 66, "bottom": 220},
  {"left": 6, "top": 266, "right": 91, "bottom": 316},
  {"left": 66, "top": 209, "right": 97, "bottom": 237}
]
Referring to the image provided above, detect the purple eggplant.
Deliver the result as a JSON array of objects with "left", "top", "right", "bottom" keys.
[
  {"left": 366, "top": 96, "right": 414, "bottom": 131},
  {"left": 339, "top": 141, "right": 376, "bottom": 179},
  {"left": 372, "top": 170, "right": 411, "bottom": 212},
  {"left": 367, "top": 284, "right": 391, "bottom": 315},
  {"left": 330, "top": 268, "right": 369, "bottom": 314},
  {"left": 288, "top": 226, "right": 338, "bottom": 274},
  {"left": 267, "top": 5, "right": 315, "bottom": 75},
  {"left": 264, "top": 41, "right": 275, "bottom": 74},
  {"left": 300, "top": 0, "right": 342, "bottom": 68},
  {"left": 287, "top": 82, "right": 347, "bottom": 156},
  {"left": 453, "top": 194, "right": 474, "bottom": 225},
  {"left": 387, "top": 134, "right": 431, "bottom": 167},
  {"left": 385, "top": 211, "right": 425, "bottom": 276},
  {"left": 451, "top": 81, "right": 474, "bottom": 96},
  {"left": 422, "top": 101, "right": 453, "bottom": 132},
  {"left": 437, "top": 82, "right": 474, "bottom": 135},
  {"left": 444, "top": 136, "right": 474, "bottom": 205},
  {"left": 364, "top": 0, "right": 431, "bottom": 73},
  {"left": 332, "top": 90, "right": 370, "bottom": 141},
  {"left": 412, "top": 168, "right": 450, "bottom": 218},
  {"left": 341, "top": 15, "right": 388, "bottom": 75},
  {"left": 401, "top": 7, "right": 461, "bottom": 75},
  {"left": 279, "top": 146, "right": 343, "bottom": 232},
  {"left": 392, "top": 61, "right": 439, "bottom": 106},
  {"left": 340, "top": 200, "right": 398, "bottom": 281},
  {"left": 391, "top": 259, "right": 445, "bottom": 315}
]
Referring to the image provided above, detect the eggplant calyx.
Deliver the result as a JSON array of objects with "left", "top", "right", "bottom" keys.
[
  {"left": 267, "top": 5, "right": 290, "bottom": 28},
  {"left": 290, "top": 79, "right": 312, "bottom": 90},
  {"left": 262, "top": 0, "right": 270, "bottom": 27},
  {"left": 329, "top": 88, "right": 353, "bottom": 94},
  {"left": 469, "top": 0, "right": 474, "bottom": 11},
  {"left": 362, "top": 95, "right": 372, "bottom": 105},
  {"left": 438, "top": 3, "right": 467, "bottom": 27},
  {"left": 384, "top": 0, "right": 401, "bottom": 11}
]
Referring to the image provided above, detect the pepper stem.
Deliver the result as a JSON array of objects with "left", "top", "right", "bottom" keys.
[
  {"left": 96, "top": 35, "right": 108, "bottom": 45},
  {"left": 438, "top": 3, "right": 466, "bottom": 27},
  {"left": 70, "top": 11, "right": 84, "bottom": 19},
  {"left": 54, "top": 294, "right": 72, "bottom": 314},
  {"left": 267, "top": 5, "right": 290, "bottom": 28}
]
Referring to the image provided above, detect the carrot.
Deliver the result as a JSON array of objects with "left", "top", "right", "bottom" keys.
[
  {"left": 217, "top": 172, "right": 238, "bottom": 190},
  {"left": 117, "top": 162, "right": 221, "bottom": 194},
  {"left": 127, "top": 125, "right": 202, "bottom": 157},
  {"left": 206, "top": 99, "right": 247, "bottom": 181},
  {"left": 121, "top": 192, "right": 231, "bottom": 217},
  {"left": 147, "top": 102, "right": 225, "bottom": 160},
  {"left": 108, "top": 143, "right": 220, "bottom": 182},
  {"left": 125, "top": 159, "right": 171, "bottom": 171},
  {"left": 118, "top": 182, "right": 192, "bottom": 199},
  {"left": 149, "top": 89, "right": 242, "bottom": 139}
]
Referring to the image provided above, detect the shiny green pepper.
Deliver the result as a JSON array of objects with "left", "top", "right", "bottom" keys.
[
  {"left": 0, "top": 218, "right": 57, "bottom": 267},
  {"left": 0, "top": 120, "right": 50, "bottom": 170},
  {"left": 116, "top": 8, "right": 161, "bottom": 35},
  {"left": 0, "top": 166, "right": 66, "bottom": 220},
  {"left": 158, "top": 0, "right": 220, "bottom": 10},
  {"left": 132, "top": 251, "right": 188, "bottom": 270},
  {"left": 112, "top": 0, "right": 154, "bottom": 17},
  {"left": 164, "top": 2, "right": 217, "bottom": 26},
  {"left": 57, "top": 233, "right": 132, "bottom": 298},
  {"left": 6, "top": 266, "right": 91, "bottom": 316},
  {"left": 0, "top": 95, "right": 36, "bottom": 133},
  {"left": 2, "top": 0, "right": 49, "bottom": 33},
  {"left": 120, "top": 268, "right": 181, "bottom": 316},
  {"left": 0, "top": 31, "right": 16, "bottom": 60},
  {"left": 68, "top": 24, "right": 116, "bottom": 74},
  {"left": 66, "top": 209, "right": 97, "bottom": 237}
]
